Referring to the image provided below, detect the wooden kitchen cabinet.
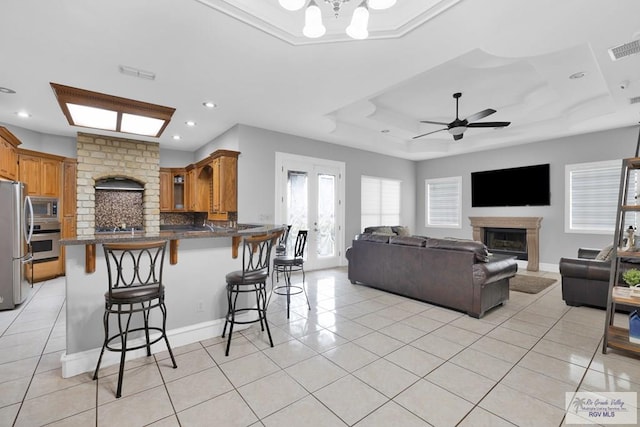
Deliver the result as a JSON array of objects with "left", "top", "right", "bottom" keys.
[
  {"left": 159, "top": 169, "right": 172, "bottom": 211},
  {"left": 62, "top": 159, "right": 77, "bottom": 219},
  {"left": 19, "top": 154, "right": 41, "bottom": 194},
  {"left": 185, "top": 165, "right": 207, "bottom": 211},
  {"left": 209, "top": 150, "right": 239, "bottom": 220},
  {"left": 18, "top": 149, "right": 63, "bottom": 197},
  {"left": 172, "top": 171, "right": 185, "bottom": 210},
  {"left": 160, "top": 168, "right": 187, "bottom": 211},
  {"left": 41, "top": 158, "right": 61, "bottom": 196},
  {"left": 160, "top": 150, "right": 238, "bottom": 216},
  {"left": 0, "top": 127, "right": 20, "bottom": 180},
  {"left": 60, "top": 158, "right": 77, "bottom": 269}
]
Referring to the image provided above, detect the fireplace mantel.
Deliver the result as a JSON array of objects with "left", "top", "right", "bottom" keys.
[{"left": 469, "top": 216, "right": 542, "bottom": 271}]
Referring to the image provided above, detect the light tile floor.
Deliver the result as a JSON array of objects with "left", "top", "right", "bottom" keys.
[{"left": 1, "top": 268, "right": 639, "bottom": 426}]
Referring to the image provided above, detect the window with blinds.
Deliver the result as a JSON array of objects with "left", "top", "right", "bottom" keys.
[
  {"left": 361, "top": 176, "right": 401, "bottom": 228},
  {"left": 425, "top": 176, "right": 462, "bottom": 228},
  {"left": 565, "top": 159, "right": 637, "bottom": 233}
]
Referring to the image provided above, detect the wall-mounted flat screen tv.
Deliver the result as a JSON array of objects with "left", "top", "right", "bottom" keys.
[{"left": 471, "top": 164, "right": 550, "bottom": 207}]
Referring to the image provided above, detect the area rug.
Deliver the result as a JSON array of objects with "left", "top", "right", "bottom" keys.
[{"left": 509, "top": 274, "right": 557, "bottom": 294}]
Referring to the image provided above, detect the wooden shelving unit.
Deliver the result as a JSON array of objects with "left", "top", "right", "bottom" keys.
[{"left": 603, "top": 157, "right": 640, "bottom": 354}]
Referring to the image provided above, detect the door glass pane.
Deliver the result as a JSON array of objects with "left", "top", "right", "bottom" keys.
[
  {"left": 317, "top": 173, "right": 335, "bottom": 257},
  {"left": 287, "top": 170, "right": 308, "bottom": 240}
]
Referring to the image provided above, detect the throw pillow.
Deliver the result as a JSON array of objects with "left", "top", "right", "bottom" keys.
[
  {"left": 392, "top": 226, "right": 410, "bottom": 236},
  {"left": 595, "top": 244, "right": 614, "bottom": 261},
  {"left": 365, "top": 226, "right": 394, "bottom": 235}
]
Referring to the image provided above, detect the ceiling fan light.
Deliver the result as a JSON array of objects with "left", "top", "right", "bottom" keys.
[
  {"left": 303, "top": 1, "right": 326, "bottom": 38},
  {"left": 368, "top": 0, "right": 396, "bottom": 10},
  {"left": 346, "top": 3, "right": 369, "bottom": 40},
  {"left": 279, "top": 0, "right": 306, "bottom": 11},
  {"left": 449, "top": 126, "right": 466, "bottom": 136}
]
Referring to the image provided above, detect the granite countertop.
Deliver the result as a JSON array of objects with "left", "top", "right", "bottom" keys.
[{"left": 60, "top": 223, "right": 287, "bottom": 245}]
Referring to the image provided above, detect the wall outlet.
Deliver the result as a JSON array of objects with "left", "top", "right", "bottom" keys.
[{"left": 196, "top": 302, "right": 204, "bottom": 312}]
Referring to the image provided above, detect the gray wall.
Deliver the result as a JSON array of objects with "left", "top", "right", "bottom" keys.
[
  {"left": 158, "top": 149, "right": 195, "bottom": 168},
  {"left": 234, "top": 125, "right": 416, "bottom": 251},
  {"left": 9, "top": 119, "right": 636, "bottom": 269},
  {"left": 1, "top": 122, "right": 76, "bottom": 157},
  {"left": 415, "top": 125, "right": 639, "bottom": 267}
]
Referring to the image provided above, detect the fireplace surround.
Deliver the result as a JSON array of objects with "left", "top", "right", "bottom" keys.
[{"left": 470, "top": 216, "right": 542, "bottom": 271}]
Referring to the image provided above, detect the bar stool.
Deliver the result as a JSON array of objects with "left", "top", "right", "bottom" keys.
[
  {"left": 275, "top": 225, "right": 292, "bottom": 257},
  {"left": 271, "top": 230, "right": 310, "bottom": 319},
  {"left": 93, "top": 240, "right": 177, "bottom": 398},
  {"left": 222, "top": 231, "right": 281, "bottom": 356}
]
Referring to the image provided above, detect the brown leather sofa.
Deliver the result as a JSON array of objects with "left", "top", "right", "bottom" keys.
[
  {"left": 346, "top": 234, "right": 518, "bottom": 318},
  {"left": 559, "top": 247, "right": 635, "bottom": 311}
]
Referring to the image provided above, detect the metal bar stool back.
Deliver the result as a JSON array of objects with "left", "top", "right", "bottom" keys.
[
  {"left": 222, "top": 231, "right": 281, "bottom": 356},
  {"left": 93, "top": 240, "right": 177, "bottom": 398},
  {"left": 275, "top": 224, "right": 292, "bottom": 256},
  {"left": 271, "top": 230, "right": 310, "bottom": 318}
]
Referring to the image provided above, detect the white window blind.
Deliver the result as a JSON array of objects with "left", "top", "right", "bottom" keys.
[
  {"left": 361, "top": 176, "right": 401, "bottom": 228},
  {"left": 426, "top": 176, "right": 462, "bottom": 228},
  {"left": 566, "top": 160, "right": 637, "bottom": 233}
]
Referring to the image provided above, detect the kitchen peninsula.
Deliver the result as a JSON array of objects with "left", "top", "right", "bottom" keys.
[{"left": 59, "top": 224, "right": 286, "bottom": 378}]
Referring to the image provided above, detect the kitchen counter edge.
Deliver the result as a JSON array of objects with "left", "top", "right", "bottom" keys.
[{"left": 60, "top": 224, "right": 287, "bottom": 245}]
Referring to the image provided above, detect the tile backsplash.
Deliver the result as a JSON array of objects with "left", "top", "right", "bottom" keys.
[{"left": 95, "top": 190, "right": 144, "bottom": 229}]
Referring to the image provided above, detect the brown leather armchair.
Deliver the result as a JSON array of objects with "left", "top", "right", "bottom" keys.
[{"left": 559, "top": 248, "right": 634, "bottom": 311}]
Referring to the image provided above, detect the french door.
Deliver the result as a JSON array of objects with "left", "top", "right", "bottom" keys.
[{"left": 275, "top": 153, "right": 345, "bottom": 271}]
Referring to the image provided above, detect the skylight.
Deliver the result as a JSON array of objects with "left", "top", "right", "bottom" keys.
[{"left": 50, "top": 83, "right": 175, "bottom": 137}]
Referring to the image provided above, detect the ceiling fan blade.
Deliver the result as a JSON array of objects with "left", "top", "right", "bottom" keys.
[
  {"left": 419, "top": 120, "right": 449, "bottom": 126},
  {"left": 466, "top": 121, "right": 511, "bottom": 128},
  {"left": 453, "top": 134, "right": 464, "bottom": 141},
  {"left": 412, "top": 128, "right": 448, "bottom": 139},
  {"left": 464, "top": 108, "right": 496, "bottom": 123}
]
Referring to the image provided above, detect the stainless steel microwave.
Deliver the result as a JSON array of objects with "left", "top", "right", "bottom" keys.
[{"left": 30, "top": 197, "right": 59, "bottom": 221}]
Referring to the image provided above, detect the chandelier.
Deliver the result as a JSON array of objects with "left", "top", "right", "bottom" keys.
[{"left": 278, "top": 0, "right": 397, "bottom": 40}]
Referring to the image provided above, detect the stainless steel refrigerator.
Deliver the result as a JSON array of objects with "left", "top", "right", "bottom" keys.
[{"left": 0, "top": 181, "right": 33, "bottom": 310}]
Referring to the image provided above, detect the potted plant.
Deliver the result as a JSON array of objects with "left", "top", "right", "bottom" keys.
[{"left": 622, "top": 268, "right": 640, "bottom": 296}]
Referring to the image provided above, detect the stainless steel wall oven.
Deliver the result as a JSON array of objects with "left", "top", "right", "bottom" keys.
[{"left": 31, "top": 221, "right": 60, "bottom": 261}]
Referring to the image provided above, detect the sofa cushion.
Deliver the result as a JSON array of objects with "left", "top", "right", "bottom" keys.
[
  {"left": 424, "top": 238, "right": 490, "bottom": 262},
  {"left": 595, "top": 244, "right": 614, "bottom": 261},
  {"left": 358, "top": 233, "right": 390, "bottom": 243},
  {"left": 389, "top": 236, "right": 426, "bottom": 247}
]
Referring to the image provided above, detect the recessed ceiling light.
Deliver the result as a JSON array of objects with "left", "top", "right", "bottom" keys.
[
  {"left": 16, "top": 111, "right": 31, "bottom": 118},
  {"left": 569, "top": 71, "right": 586, "bottom": 79},
  {"left": 202, "top": 101, "right": 217, "bottom": 109},
  {"left": 172, "top": 135, "right": 181, "bottom": 140},
  {"left": 185, "top": 120, "right": 196, "bottom": 127},
  {"left": 0, "top": 87, "right": 16, "bottom": 94}
]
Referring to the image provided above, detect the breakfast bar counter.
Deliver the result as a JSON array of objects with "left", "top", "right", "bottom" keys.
[{"left": 59, "top": 224, "right": 286, "bottom": 378}]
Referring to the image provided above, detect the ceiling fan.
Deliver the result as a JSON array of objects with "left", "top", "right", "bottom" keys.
[{"left": 413, "top": 92, "right": 511, "bottom": 141}]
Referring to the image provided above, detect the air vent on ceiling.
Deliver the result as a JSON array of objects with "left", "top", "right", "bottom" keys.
[
  {"left": 630, "top": 96, "right": 640, "bottom": 105},
  {"left": 119, "top": 65, "right": 156, "bottom": 80},
  {"left": 608, "top": 39, "right": 640, "bottom": 61}
]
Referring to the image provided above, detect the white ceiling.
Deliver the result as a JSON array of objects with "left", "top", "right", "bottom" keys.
[{"left": 1, "top": 0, "right": 639, "bottom": 160}]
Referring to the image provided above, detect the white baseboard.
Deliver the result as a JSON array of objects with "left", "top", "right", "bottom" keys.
[{"left": 61, "top": 315, "right": 252, "bottom": 378}]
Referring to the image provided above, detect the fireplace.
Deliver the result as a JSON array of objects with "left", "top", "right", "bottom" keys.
[
  {"left": 469, "top": 217, "right": 542, "bottom": 271},
  {"left": 484, "top": 227, "right": 527, "bottom": 260}
]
